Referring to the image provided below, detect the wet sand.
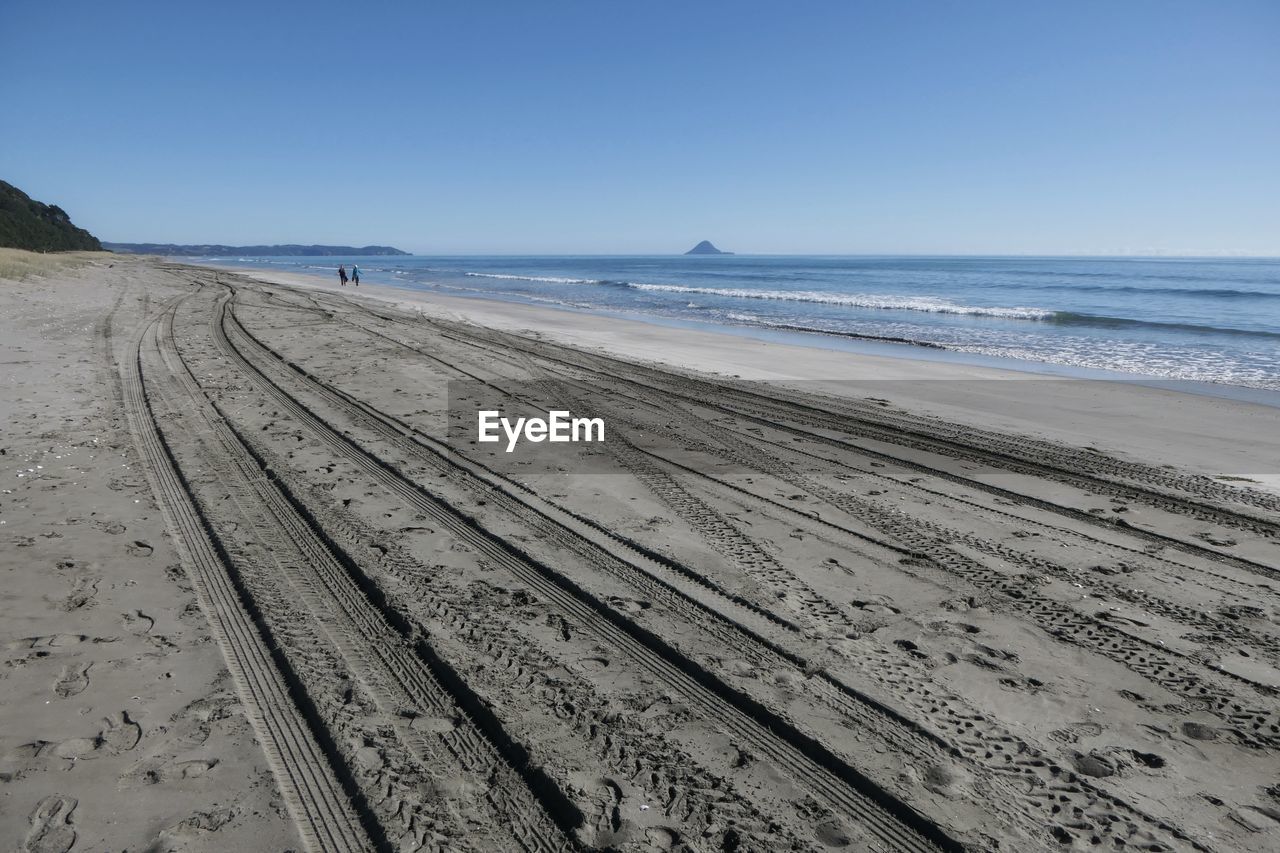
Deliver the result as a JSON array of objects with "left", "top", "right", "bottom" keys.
[{"left": 3, "top": 256, "right": 1279, "bottom": 851}]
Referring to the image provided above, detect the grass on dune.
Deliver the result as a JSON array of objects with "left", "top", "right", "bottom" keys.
[{"left": 0, "top": 247, "right": 115, "bottom": 281}]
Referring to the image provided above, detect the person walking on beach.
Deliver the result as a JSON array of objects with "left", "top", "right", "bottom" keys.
[
  {"left": 351, "top": 264, "right": 360, "bottom": 286},
  {"left": 338, "top": 264, "right": 348, "bottom": 286}
]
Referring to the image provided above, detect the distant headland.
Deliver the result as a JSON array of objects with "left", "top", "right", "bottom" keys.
[
  {"left": 103, "top": 243, "right": 410, "bottom": 257},
  {"left": 1, "top": 180, "right": 102, "bottom": 252},
  {"left": 685, "top": 240, "right": 733, "bottom": 255}
]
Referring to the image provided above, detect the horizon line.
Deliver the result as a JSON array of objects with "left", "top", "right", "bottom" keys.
[{"left": 170, "top": 250, "right": 1280, "bottom": 260}]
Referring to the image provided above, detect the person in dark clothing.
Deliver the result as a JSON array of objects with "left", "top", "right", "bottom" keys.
[
  {"left": 351, "top": 264, "right": 360, "bottom": 286},
  {"left": 338, "top": 265, "right": 348, "bottom": 286}
]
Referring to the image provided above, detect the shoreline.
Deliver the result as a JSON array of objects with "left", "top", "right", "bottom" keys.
[
  {"left": 195, "top": 259, "right": 1280, "bottom": 407},
  {"left": 200, "top": 260, "right": 1280, "bottom": 490}
]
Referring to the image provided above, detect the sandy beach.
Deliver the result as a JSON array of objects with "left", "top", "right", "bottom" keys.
[{"left": 4, "top": 255, "right": 1280, "bottom": 852}]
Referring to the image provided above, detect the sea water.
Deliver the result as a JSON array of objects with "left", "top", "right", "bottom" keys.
[{"left": 206, "top": 255, "right": 1280, "bottom": 390}]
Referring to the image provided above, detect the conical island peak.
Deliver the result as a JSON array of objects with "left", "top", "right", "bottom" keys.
[{"left": 685, "top": 240, "right": 733, "bottom": 255}]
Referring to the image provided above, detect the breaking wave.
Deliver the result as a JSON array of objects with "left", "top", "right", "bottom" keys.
[
  {"left": 626, "top": 284, "right": 1053, "bottom": 319},
  {"left": 464, "top": 272, "right": 602, "bottom": 285}
]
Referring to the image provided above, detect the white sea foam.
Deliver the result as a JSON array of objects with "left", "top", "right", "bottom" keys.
[
  {"left": 945, "top": 341, "right": 1280, "bottom": 389},
  {"left": 464, "top": 272, "right": 601, "bottom": 285},
  {"left": 460, "top": 273, "right": 1051, "bottom": 319},
  {"left": 627, "top": 284, "right": 1052, "bottom": 320}
]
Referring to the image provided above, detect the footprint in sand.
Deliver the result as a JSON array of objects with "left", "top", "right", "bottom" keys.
[
  {"left": 148, "top": 808, "right": 236, "bottom": 850},
  {"left": 61, "top": 577, "right": 99, "bottom": 612},
  {"left": 125, "top": 540, "right": 154, "bottom": 558},
  {"left": 9, "top": 634, "right": 117, "bottom": 652},
  {"left": 174, "top": 758, "right": 219, "bottom": 779},
  {"left": 643, "top": 827, "right": 681, "bottom": 851},
  {"left": 851, "top": 596, "right": 900, "bottom": 616},
  {"left": 0, "top": 742, "right": 53, "bottom": 783},
  {"left": 121, "top": 610, "right": 155, "bottom": 635},
  {"left": 814, "top": 817, "right": 853, "bottom": 847},
  {"left": 22, "top": 794, "right": 77, "bottom": 853},
  {"left": 123, "top": 756, "right": 220, "bottom": 787},
  {"left": 1181, "top": 721, "right": 1219, "bottom": 741},
  {"left": 607, "top": 595, "right": 652, "bottom": 614},
  {"left": 52, "top": 711, "right": 141, "bottom": 762},
  {"left": 1048, "top": 721, "right": 1103, "bottom": 745},
  {"left": 582, "top": 776, "right": 628, "bottom": 848},
  {"left": 1070, "top": 751, "right": 1116, "bottom": 778},
  {"left": 53, "top": 662, "right": 92, "bottom": 698},
  {"left": 5, "top": 634, "right": 118, "bottom": 667},
  {"left": 6, "top": 635, "right": 79, "bottom": 654}
]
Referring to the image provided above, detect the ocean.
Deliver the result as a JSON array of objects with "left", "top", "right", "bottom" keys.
[{"left": 206, "top": 255, "right": 1280, "bottom": 391}]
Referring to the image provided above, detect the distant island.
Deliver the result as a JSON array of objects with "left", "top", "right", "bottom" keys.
[
  {"left": 0, "top": 180, "right": 102, "bottom": 252},
  {"left": 685, "top": 240, "right": 733, "bottom": 255},
  {"left": 103, "top": 243, "right": 410, "bottom": 257}
]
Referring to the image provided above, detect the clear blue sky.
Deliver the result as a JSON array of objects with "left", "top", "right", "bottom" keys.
[{"left": 3, "top": 1, "right": 1277, "bottom": 255}]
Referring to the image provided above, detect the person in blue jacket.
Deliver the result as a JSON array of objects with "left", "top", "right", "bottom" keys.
[{"left": 351, "top": 264, "right": 360, "bottom": 286}]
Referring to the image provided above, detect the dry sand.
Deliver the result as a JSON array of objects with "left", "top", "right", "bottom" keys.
[
  {"left": 0, "top": 259, "right": 298, "bottom": 852},
  {"left": 2, "top": 256, "right": 1279, "bottom": 852}
]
